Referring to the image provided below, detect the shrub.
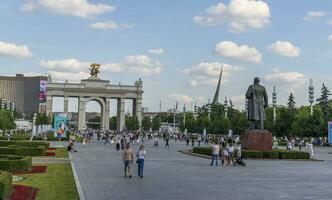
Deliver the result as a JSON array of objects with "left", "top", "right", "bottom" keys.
[
  {"left": 242, "top": 150, "right": 263, "bottom": 159},
  {"left": 0, "top": 146, "right": 45, "bottom": 156},
  {"left": 0, "top": 155, "right": 32, "bottom": 172},
  {"left": 0, "top": 140, "right": 49, "bottom": 149},
  {"left": 0, "top": 155, "right": 32, "bottom": 173},
  {"left": 193, "top": 147, "right": 212, "bottom": 156},
  {"left": 262, "top": 151, "right": 279, "bottom": 159},
  {"left": 0, "top": 170, "right": 12, "bottom": 200},
  {"left": 275, "top": 150, "right": 310, "bottom": 159}
]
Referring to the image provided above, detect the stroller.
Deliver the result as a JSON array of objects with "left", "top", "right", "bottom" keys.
[{"left": 233, "top": 156, "right": 246, "bottom": 166}]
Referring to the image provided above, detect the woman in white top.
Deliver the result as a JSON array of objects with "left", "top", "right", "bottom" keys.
[{"left": 137, "top": 144, "right": 146, "bottom": 178}]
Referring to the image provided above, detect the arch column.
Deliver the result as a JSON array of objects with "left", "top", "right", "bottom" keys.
[
  {"left": 117, "top": 98, "right": 125, "bottom": 132},
  {"left": 105, "top": 98, "right": 110, "bottom": 130},
  {"left": 78, "top": 97, "right": 86, "bottom": 130},
  {"left": 64, "top": 96, "right": 69, "bottom": 113}
]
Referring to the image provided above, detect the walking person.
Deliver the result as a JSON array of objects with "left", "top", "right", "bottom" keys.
[
  {"left": 165, "top": 136, "right": 170, "bottom": 148},
  {"left": 136, "top": 144, "right": 146, "bottom": 178},
  {"left": 210, "top": 142, "right": 219, "bottom": 166},
  {"left": 186, "top": 136, "right": 190, "bottom": 146},
  {"left": 122, "top": 143, "right": 134, "bottom": 178}
]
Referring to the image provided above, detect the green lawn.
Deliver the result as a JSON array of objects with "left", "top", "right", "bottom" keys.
[
  {"left": 55, "top": 147, "right": 69, "bottom": 158},
  {"left": 19, "top": 164, "right": 79, "bottom": 200}
]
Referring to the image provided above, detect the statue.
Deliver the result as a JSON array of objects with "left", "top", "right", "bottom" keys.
[
  {"left": 89, "top": 63, "right": 100, "bottom": 78},
  {"left": 245, "top": 77, "right": 268, "bottom": 130}
]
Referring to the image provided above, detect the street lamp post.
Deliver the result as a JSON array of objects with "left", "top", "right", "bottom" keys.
[
  {"left": 183, "top": 105, "right": 186, "bottom": 129},
  {"left": 207, "top": 99, "right": 211, "bottom": 121},
  {"left": 224, "top": 96, "right": 228, "bottom": 118},
  {"left": 272, "top": 86, "right": 277, "bottom": 124},
  {"left": 309, "top": 79, "right": 314, "bottom": 116}
]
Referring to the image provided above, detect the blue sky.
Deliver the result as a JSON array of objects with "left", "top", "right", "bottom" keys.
[{"left": 1, "top": 0, "right": 332, "bottom": 114}]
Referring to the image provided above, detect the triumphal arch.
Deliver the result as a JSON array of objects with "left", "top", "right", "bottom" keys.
[{"left": 46, "top": 64, "right": 143, "bottom": 131}]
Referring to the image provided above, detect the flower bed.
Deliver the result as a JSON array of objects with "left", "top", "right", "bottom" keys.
[
  {"left": 13, "top": 166, "right": 47, "bottom": 175},
  {"left": 0, "top": 155, "right": 32, "bottom": 173},
  {"left": 45, "top": 152, "right": 55, "bottom": 157},
  {"left": 11, "top": 185, "right": 38, "bottom": 200}
]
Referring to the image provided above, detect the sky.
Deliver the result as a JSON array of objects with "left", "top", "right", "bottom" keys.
[{"left": 1, "top": 0, "right": 332, "bottom": 115}]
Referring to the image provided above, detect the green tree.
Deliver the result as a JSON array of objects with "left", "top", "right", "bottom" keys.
[
  {"left": 229, "top": 109, "right": 248, "bottom": 135},
  {"left": 35, "top": 113, "right": 51, "bottom": 126},
  {"left": 152, "top": 116, "right": 161, "bottom": 131},
  {"left": 287, "top": 93, "right": 296, "bottom": 109},
  {"left": 317, "top": 83, "right": 331, "bottom": 119},
  {"left": 142, "top": 116, "right": 151, "bottom": 131},
  {"left": 87, "top": 116, "right": 101, "bottom": 129},
  {"left": 0, "top": 110, "right": 15, "bottom": 130},
  {"left": 125, "top": 116, "right": 139, "bottom": 131},
  {"left": 109, "top": 116, "right": 117, "bottom": 130}
]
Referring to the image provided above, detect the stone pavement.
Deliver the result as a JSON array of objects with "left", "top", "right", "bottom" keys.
[{"left": 69, "top": 140, "right": 332, "bottom": 200}]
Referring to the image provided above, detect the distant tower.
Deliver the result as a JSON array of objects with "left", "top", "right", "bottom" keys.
[{"left": 212, "top": 67, "right": 223, "bottom": 104}]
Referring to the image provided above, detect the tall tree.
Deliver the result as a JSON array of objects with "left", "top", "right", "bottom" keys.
[
  {"left": 287, "top": 93, "right": 296, "bottom": 109},
  {"left": 142, "top": 116, "right": 151, "bottom": 131},
  {"left": 109, "top": 116, "right": 117, "bottom": 130},
  {"left": 317, "top": 83, "right": 331, "bottom": 119},
  {"left": 125, "top": 116, "right": 139, "bottom": 131},
  {"left": 152, "top": 117, "right": 161, "bottom": 131}
]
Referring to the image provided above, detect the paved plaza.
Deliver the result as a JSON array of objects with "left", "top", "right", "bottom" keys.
[{"left": 69, "top": 141, "right": 332, "bottom": 200}]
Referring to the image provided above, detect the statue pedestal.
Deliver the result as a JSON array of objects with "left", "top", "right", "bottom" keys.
[{"left": 242, "top": 130, "right": 272, "bottom": 151}]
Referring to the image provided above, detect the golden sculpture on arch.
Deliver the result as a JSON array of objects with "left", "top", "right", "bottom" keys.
[{"left": 90, "top": 63, "right": 100, "bottom": 78}]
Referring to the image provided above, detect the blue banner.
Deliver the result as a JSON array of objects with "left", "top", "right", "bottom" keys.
[
  {"left": 328, "top": 121, "right": 332, "bottom": 144},
  {"left": 54, "top": 114, "right": 68, "bottom": 138}
]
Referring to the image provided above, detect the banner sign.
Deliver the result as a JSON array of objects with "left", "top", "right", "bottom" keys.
[
  {"left": 328, "top": 121, "right": 332, "bottom": 144},
  {"left": 54, "top": 114, "right": 68, "bottom": 138},
  {"left": 39, "top": 80, "right": 47, "bottom": 103}
]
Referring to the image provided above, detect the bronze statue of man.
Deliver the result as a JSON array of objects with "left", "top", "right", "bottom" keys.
[{"left": 245, "top": 77, "right": 268, "bottom": 130}]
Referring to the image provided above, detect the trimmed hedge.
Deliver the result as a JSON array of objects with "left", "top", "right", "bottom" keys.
[
  {"left": 0, "top": 155, "right": 32, "bottom": 173},
  {"left": 274, "top": 149, "right": 310, "bottom": 159},
  {"left": 0, "top": 140, "right": 49, "bottom": 149},
  {"left": 262, "top": 151, "right": 279, "bottom": 159},
  {"left": 193, "top": 147, "right": 213, "bottom": 156},
  {"left": 0, "top": 170, "right": 12, "bottom": 200},
  {"left": 0, "top": 146, "right": 45, "bottom": 156},
  {"left": 193, "top": 147, "right": 310, "bottom": 160},
  {"left": 242, "top": 150, "right": 310, "bottom": 159}
]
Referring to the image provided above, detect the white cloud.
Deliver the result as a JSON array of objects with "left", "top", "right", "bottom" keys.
[
  {"left": 229, "top": 95, "right": 245, "bottom": 110},
  {"left": 39, "top": 58, "right": 124, "bottom": 73},
  {"left": 183, "top": 62, "right": 244, "bottom": 88},
  {"left": 21, "top": 0, "right": 39, "bottom": 12},
  {"left": 264, "top": 69, "right": 306, "bottom": 88},
  {"left": 267, "top": 41, "right": 301, "bottom": 57},
  {"left": 328, "top": 34, "right": 332, "bottom": 42},
  {"left": 89, "top": 21, "right": 133, "bottom": 30},
  {"left": 125, "top": 54, "right": 162, "bottom": 76},
  {"left": 0, "top": 41, "right": 33, "bottom": 58},
  {"left": 304, "top": 11, "right": 328, "bottom": 21},
  {"left": 194, "top": 0, "right": 270, "bottom": 33},
  {"left": 327, "top": 20, "right": 332, "bottom": 25},
  {"left": 168, "top": 94, "right": 193, "bottom": 104},
  {"left": 49, "top": 71, "right": 90, "bottom": 82},
  {"left": 193, "top": 16, "right": 215, "bottom": 26},
  {"left": 22, "top": 0, "right": 115, "bottom": 18},
  {"left": 40, "top": 54, "right": 162, "bottom": 77},
  {"left": 215, "top": 41, "right": 262, "bottom": 64},
  {"left": 147, "top": 48, "right": 164, "bottom": 55}
]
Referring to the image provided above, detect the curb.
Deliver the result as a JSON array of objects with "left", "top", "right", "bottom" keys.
[{"left": 69, "top": 153, "right": 86, "bottom": 200}]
